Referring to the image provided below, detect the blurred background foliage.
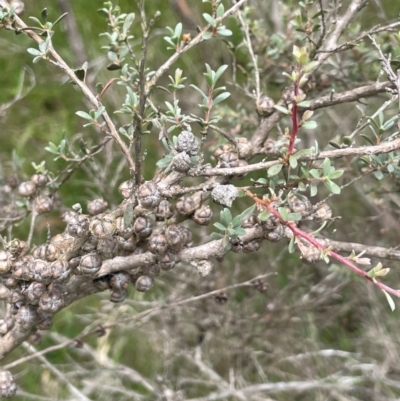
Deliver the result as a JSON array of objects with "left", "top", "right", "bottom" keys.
[{"left": 2, "top": 0, "right": 400, "bottom": 400}]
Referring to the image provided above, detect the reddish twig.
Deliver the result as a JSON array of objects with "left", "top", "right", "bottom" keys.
[{"left": 245, "top": 190, "right": 400, "bottom": 300}]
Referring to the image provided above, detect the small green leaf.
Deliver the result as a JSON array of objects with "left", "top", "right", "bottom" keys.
[
  {"left": 231, "top": 204, "right": 256, "bottom": 227},
  {"left": 203, "top": 13, "right": 215, "bottom": 26},
  {"left": 76, "top": 111, "right": 93, "bottom": 121},
  {"left": 233, "top": 227, "right": 246, "bottom": 236},
  {"left": 324, "top": 179, "right": 340, "bottom": 194},
  {"left": 214, "top": 64, "right": 229, "bottom": 83},
  {"left": 274, "top": 105, "right": 291, "bottom": 115},
  {"left": 217, "top": 27, "right": 232, "bottom": 36},
  {"left": 44, "top": 142, "right": 59, "bottom": 155},
  {"left": 322, "top": 158, "right": 331, "bottom": 177},
  {"left": 124, "top": 203, "right": 134, "bottom": 227},
  {"left": 214, "top": 222, "right": 227, "bottom": 231},
  {"left": 374, "top": 170, "right": 384, "bottom": 180},
  {"left": 216, "top": 3, "right": 224, "bottom": 17},
  {"left": 156, "top": 154, "right": 173, "bottom": 169},
  {"left": 287, "top": 212, "right": 302, "bottom": 221},
  {"left": 302, "top": 61, "right": 318, "bottom": 73},
  {"left": 302, "top": 120, "right": 317, "bottom": 129},
  {"left": 258, "top": 211, "right": 271, "bottom": 221},
  {"left": 222, "top": 235, "right": 231, "bottom": 251},
  {"left": 289, "top": 155, "right": 298, "bottom": 169},
  {"left": 210, "top": 232, "right": 224, "bottom": 240},
  {"left": 278, "top": 207, "right": 288, "bottom": 221},
  {"left": 310, "top": 183, "right": 318, "bottom": 197},
  {"left": 123, "top": 13, "right": 135, "bottom": 34},
  {"left": 27, "top": 48, "right": 42, "bottom": 56},
  {"left": 220, "top": 208, "right": 232, "bottom": 226},
  {"left": 268, "top": 164, "right": 283, "bottom": 177},
  {"left": 190, "top": 84, "right": 208, "bottom": 101},
  {"left": 288, "top": 236, "right": 295, "bottom": 253},
  {"left": 212, "top": 92, "right": 230, "bottom": 106},
  {"left": 328, "top": 170, "right": 344, "bottom": 180},
  {"left": 382, "top": 289, "right": 396, "bottom": 311},
  {"left": 297, "top": 101, "right": 310, "bottom": 108}
]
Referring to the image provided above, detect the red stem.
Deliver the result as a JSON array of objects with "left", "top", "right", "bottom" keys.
[
  {"left": 246, "top": 190, "right": 400, "bottom": 300},
  {"left": 287, "top": 78, "right": 300, "bottom": 156}
]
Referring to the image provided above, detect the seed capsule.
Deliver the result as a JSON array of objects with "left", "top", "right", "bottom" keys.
[
  {"left": 37, "top": 311, "right": 53, "bottom": 330},
  {"left": 67, "top": 214, "right": 90, "bottom": 238},
  {"left": 8, "top": 290, "right": 25, "bottom": 314},
  {"left": 175, "top": 197, "right": 196, "bottom": 216},
  {"left": 87, "top": 198, "right": 108, "bottom": 215},
  {"left": 90, "top": 215, "right": 116, "bottom": 238},
  {"left": 133, "top": 216, "right": 152, "bottom": 239},
  {"left": 242, "top": 215, "right": 258, "bottom": 229},
  {"left": 243, "top": 239, "right": 262, "bottom": 253},
  {"left": 158, "top": 250, "right": 177, "bottom": 271},
  {"left": 0, "top": 318, "right": 14, "bottom": 334},
  {"left": 116, "top": 236, "right": 136, "bottom": 252},
  {"left": 2, "top": 274, "right": 19, "bottom": 289},
  {"left": 62, "top": 210, "right": 77, "bottom": 224},
  {"left": 264, "top": 139, "right": 278, "bottom": 154},
  {"left": 93, "top": 275, "right": 111, "bottom": 291},
  {"left": 0, "top": 250, "right": 11, "bottom": 274},
  {"left": 118, "top": 180, "right": 134, "bottom": 199},
  {"left": 236, "top": 137, "right": 253, "bottom": 159},
  {"left": 264, "top": 224, "right": 284, "bottom": 242},
  {"left": 31, "top": 259, "right": 53, "bottom": 284},
  {"left": 35, "top": 195, "right": 53, "bottom": 214},
  {"left": 148, "top": 234, "right": 168, "bottom": 255},
  {"left": 173, "top": 151, "right": 191, "bottom": 172},
  {"left": 217, "top": 151, "right": 240, "bottom": 168},
  {"left": 213, "top": 144, "right": 234, "bottom": 159},
  {"left": 97, "top": 238, "right": 118, "bottom": 259},
  {"left": 0, "top": 370, "right": 17, "bottom": 398},
  {"left": 68, "top": 256, "right": 81, "bottom": 270},
  {"left": 137, "top": 182, "right": 161, "bottom": 209},
  {"left": 260, "top": 214, "right": 280, "bottom": 231},
  {"left": 165, "top": 225, "right": 184, "bottom": 251},
  {"left": 25, "top": 282, "right": 46, "bottom": 305},
  {"left": 231, "top": 238, "right": 243, "bottom": 253},
  {"left": 81, "top": 236, "right": 98, "bottom": 253},
  {"left": 180, "top": 226, "right": 193, "bottom": 245},
  {"left": 135, "top": 275, "right": 154, "bottom": 292},
  {"left": 18, "top": 180, "right": 36, "bottom": 197},
  {"left": 11, "top": 256, "right": 33, "bottom": 281},
  {"left": 315, "top": 203, "right": 332, "bottom": 221},
  {"left": 32, "top": 243, "right": 58, "bottom": 262},
  {"left": 255, "top": 96, "right": 275, "bottom": 117},
  {"left": 289, "top": 195, "right": 312, "bottom": 216},
  {"left": 15, "top": 304, "right": 37, "bottom": 330},
  {"left": 110, "top": 271, "right": 131, "bottom": 303},
  {"left": 7, "top": 238, "right": 27, "bottom": 257},
  {"left": 155, "top": 200, "right": 174, "bottom": 221},
  {"left": 50, "top": 233, "right": 74, "bottom": 253},
  {"left": 176, "top": 131, "right": 199, "bottom": 156},
  {"left": 192, "top": 205, "right": 213, "bottom": 226},
  {"left": 79, "top": 253, "right": 103, "bottom": 275},
  {"left": 116, "top": 217, "right": 135, "bottom": 239},
  {"left": 143, "top": 264, "right": 161, "bottom": 276},
  {"left": 31, "top": 173, "right": 48, "bottom": 187},
  {"left": 51, "top": 260, "right": 71, "bottom": 282},
  {"left": 39, "top": 290, "right": 64, "bottom": 313}
]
